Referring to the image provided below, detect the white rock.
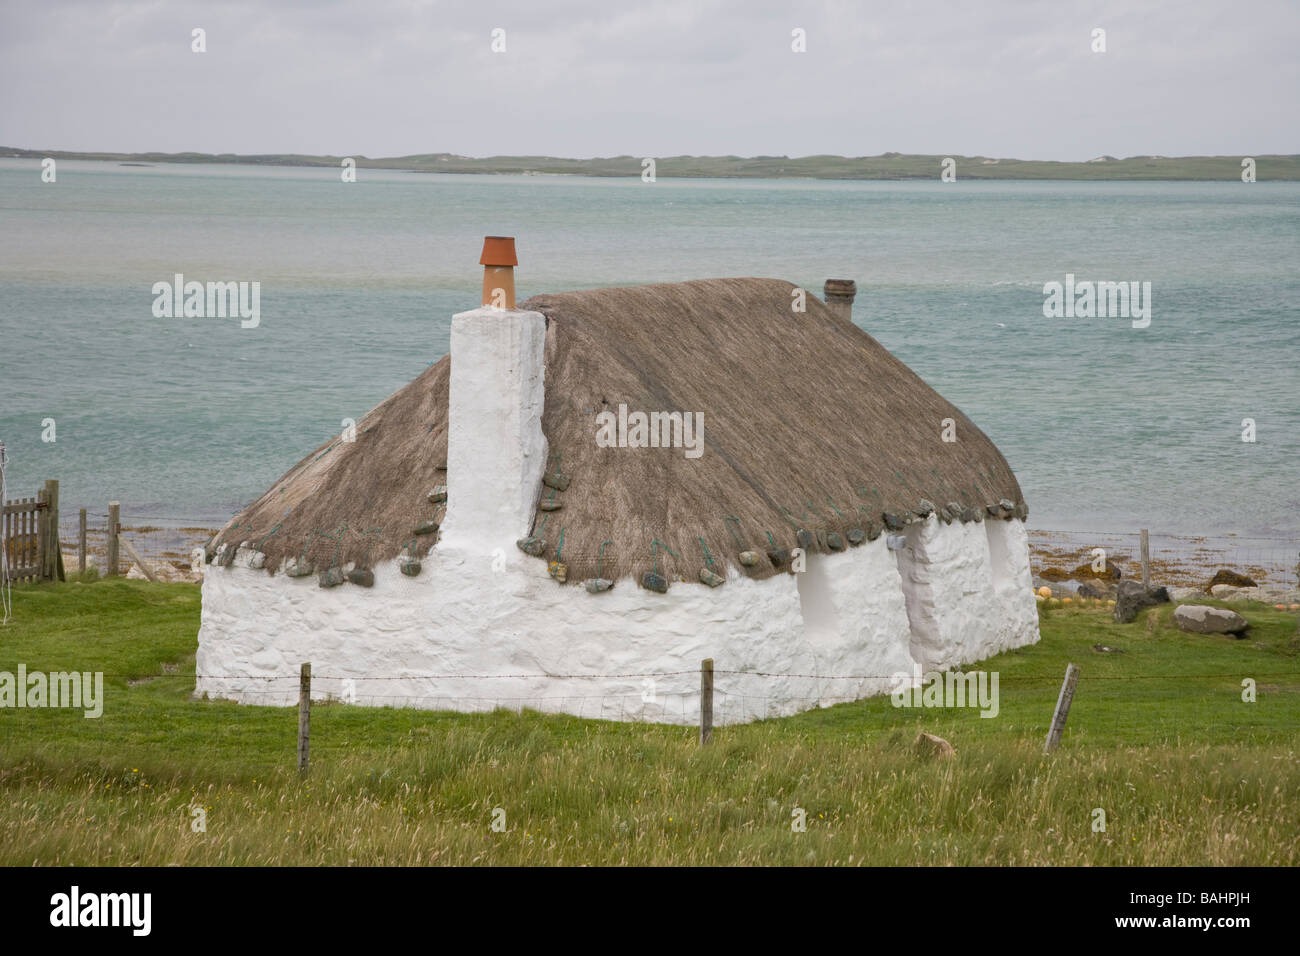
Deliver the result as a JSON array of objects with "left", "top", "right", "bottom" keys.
[{"left": 1173, "top": 604, "right": 1249, "bottom": 635}]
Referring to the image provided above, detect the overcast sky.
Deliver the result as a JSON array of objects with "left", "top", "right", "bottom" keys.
[{"left": 1, "top": 0, "right": 1296, "bottom": 160}]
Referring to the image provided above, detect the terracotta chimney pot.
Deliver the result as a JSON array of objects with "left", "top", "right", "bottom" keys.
[{"left": 480, "top": 236, "right": 518, "bottom": 309}]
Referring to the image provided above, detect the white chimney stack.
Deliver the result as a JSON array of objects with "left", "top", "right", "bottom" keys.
[{"left": 441, "top": 237, "right": 548, "bottom": 551}]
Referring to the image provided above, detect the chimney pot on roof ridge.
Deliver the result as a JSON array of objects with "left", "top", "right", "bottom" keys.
[
  {"left": 823, "top": 278, "right": 856, "bottom": 323},
  {"left": 480, "top": 236, "right": 518, "bottom": 309}
]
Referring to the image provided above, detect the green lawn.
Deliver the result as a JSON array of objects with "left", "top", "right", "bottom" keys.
[{"left": 0, "top": 579, "right": 1296, "bottom": 865}]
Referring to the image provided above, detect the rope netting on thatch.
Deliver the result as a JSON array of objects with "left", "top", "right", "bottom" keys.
[{"left": 211, "top": 277, "right": 1025, "bottom": 589}]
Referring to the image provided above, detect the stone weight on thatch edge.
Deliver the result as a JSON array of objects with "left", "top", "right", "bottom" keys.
[
  {"left": 285, "top": 558, "right": 314, "bottom": 578},
  {"left": 984, "top": 499, "right": 1021, "bottom": 520},
  {"left": 641, "top": 571, "right": 668, "bottom": 593},
  {"left": 699, "top": 568, "right": 725, "bottom": 587},
  {"left": 517, "top": 536, "right": 546, "bottom": 557},
  {"left": 542, "top": 471, "right": 571, "bottom": 492}
]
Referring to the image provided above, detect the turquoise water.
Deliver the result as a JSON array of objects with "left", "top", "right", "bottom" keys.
[{"left": 1, "top": 159, "right": 1297, "bottom": 535}]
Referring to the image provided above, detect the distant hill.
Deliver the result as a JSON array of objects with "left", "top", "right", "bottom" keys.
[{"left": 2, "top": 146, "right": 1296, "bottom": 181}]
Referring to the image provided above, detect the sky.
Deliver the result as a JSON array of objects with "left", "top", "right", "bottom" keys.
[{"left": 1, "top": 0, "right": 1296, "bottom": 161}]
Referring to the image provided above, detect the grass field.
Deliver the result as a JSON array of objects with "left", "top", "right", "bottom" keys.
[{"left": 1, "top": 579, "right": 1297, "bottom": 865}]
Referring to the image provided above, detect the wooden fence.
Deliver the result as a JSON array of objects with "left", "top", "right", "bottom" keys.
[{"left": 1, "top": 479, "right": 63, "bottom": 583}]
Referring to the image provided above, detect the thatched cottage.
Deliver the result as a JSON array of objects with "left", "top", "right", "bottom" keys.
[{"left": 196, "top": 239, "right": 1038, "bottom": 723}]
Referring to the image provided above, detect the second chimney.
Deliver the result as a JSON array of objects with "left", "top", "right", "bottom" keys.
[{"left": 823, "top": 278, "right": 856, "bottom": 323}]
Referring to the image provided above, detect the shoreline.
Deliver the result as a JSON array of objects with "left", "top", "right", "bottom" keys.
[{"left": 1027, "top": 528, "right": 1298, "bottom": 590}]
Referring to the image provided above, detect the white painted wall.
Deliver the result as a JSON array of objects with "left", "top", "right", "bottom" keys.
[
  {"left": 196, "top": 519, "right": 1039, "bottom": 724},
  {"left": 441, "top": 307, "right": 548, "bottom": 552},
  {"left": 896, "top": 515, "right": 1039, "bottom": 671}
]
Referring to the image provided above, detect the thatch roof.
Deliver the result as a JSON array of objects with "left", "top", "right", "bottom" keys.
[{"left": 212, "top": 278, "right": 1025, "bottom": 587}]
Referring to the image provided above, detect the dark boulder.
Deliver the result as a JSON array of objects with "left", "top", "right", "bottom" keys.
[
  {"left": 1077, "top": 580, "right": 1109, "bottom": 600},
  {"left": 1113, "top": 580, "right": 1170, "bottom": 623}
]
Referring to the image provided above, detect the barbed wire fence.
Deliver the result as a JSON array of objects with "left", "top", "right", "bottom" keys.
[
  {"left": 1028, "top": 529, "right": 1298, "bottom": 589},
  {"left": 55, "top": 510, "right": 217, "bottom": 581},
  {"left": 6, "top": 662, "right": 1292, "bottom": 772}
]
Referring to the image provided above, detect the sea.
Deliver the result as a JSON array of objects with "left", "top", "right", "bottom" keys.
[{"left": 1, "top": 159, "right": 1297, "bottom": 543}]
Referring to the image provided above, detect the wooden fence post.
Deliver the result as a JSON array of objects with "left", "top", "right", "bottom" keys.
[
  {"left": 1044, "top": 663, "right": 1080, "bottom": 753},
  {"left": 45, "top": 480, "right": 62, "bottom": 581},
  {"left": 1140, "top": 528, "right": 1150, "bottom": 589},
  {"left": 298, "top": 662, "right": 311, "bottom": 772},
  {"left": 699, "top": 658, "right": 714, "bottom": 746},
  {"left": 78, "top": 509, "right": 86, "bottom": 575},
  {"left": 36, "top": 482, "right": 48, "bottom": 579},
  {"left": 107, "top": 502, "right": 119, "bottom": 577}
]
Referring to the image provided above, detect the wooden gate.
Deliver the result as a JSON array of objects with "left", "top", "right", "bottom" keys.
[{"left": 2, "top": 480, "right": 63, "bottom": 583}]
